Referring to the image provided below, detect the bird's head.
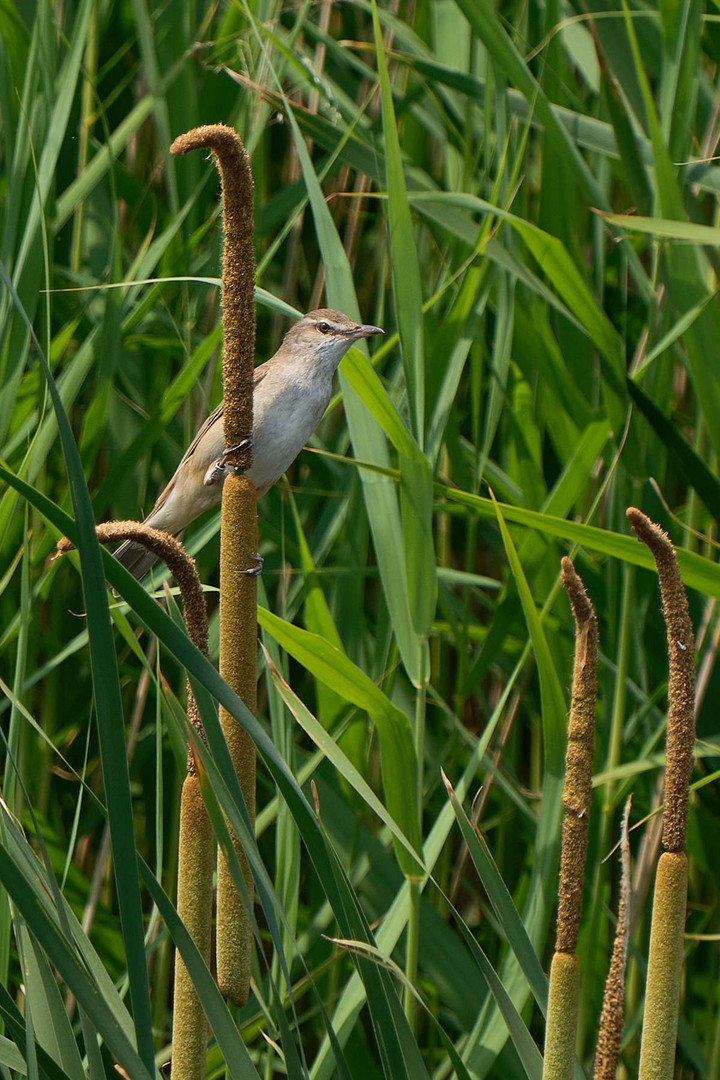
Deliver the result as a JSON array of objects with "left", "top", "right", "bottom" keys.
[{"left": 284, "top": 308, "right": 383, "bottom": 370}]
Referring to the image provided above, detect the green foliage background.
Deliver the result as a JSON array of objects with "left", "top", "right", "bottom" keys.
[{"left": 1, "top": 0, "right": 720, "bottom": 1076}]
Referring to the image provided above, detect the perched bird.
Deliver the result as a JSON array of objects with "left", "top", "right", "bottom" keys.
[{"left": 115, "top": 308, "right": 383, "bottom": 579}]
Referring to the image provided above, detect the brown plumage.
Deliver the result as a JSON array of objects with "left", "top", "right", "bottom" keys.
[{"left": 115, "top": 309, "right": 383, "bottom": 579}]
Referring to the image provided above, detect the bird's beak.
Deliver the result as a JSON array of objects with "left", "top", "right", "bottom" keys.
[{"left": 352, "top": 323, "right": 384, "bottom": 340}]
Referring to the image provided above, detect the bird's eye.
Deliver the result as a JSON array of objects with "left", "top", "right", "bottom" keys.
[{"left": 317, "top": 321, "right": 331, "bottom": 333}]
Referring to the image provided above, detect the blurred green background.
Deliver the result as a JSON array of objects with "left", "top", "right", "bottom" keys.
[{"left": 1, "top": 0, "right": 719, "bottom": 1076}]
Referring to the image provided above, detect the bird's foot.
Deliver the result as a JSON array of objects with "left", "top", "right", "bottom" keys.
[
  {"left": 219, "top": 434, "right": 252, "bottom": 468},
  {"left": 236, "top": 554, "right": 263, "bottom": 577},
  {"left": 203, "top": 434, "right": 253, "bottom": 487},
  {"left": 204, "top": 459, "right": 229, "bottom": 486}
]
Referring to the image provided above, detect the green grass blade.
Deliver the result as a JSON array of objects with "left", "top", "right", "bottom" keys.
[
  {"left": 0, "top": 264, "right": 155, "bottom": 1074},
  {"left": 20, "top": 937, "right": 85, "bottom": 1080},
  {"left": 443, "top": 775, "right": 548, "bottom": 1014},
  {"left": 264, "top": 652, "right": 422, "bottom": 870},
  {"left": 282, "top": 100, "right": 422, "bottom": 684},
  {"left": 463, "top": 494, "right": 567, "bottom": 1071},
  {"left": 627, "top": 378, "right": 720, "bottom": 524},
  {"left": 138, "top": 860, "right": 261, "bottom": 1080},
  {"left": 258, "top": 607, "right": 422, "bottom": 876},
  {"left": 439, "top": 484, "right": 720, "bottom": 599},
  {"left": 371, "top": 0, "right": 425, "bottom": 448},
  {"left": 0, "top": 844, "right": 153, "bottom": 1080}
]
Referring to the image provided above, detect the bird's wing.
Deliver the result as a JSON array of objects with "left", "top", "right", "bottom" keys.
[
  {"left": 176, "top": 365, "right": 269, "bottom": 469},
  {"left": 252, "top": 361, "right": 270, "bottom": 389},
  {"left": 144, "top": 365, "right": 269, "bottom": 524},
  {"left": 177, "top": 400, "right": 224, "bottom": 469}
]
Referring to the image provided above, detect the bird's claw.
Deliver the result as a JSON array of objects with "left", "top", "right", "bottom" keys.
[
  {"left": 237, "top": 554, "right": 263, "bottom": 577},
  {"left": 203, "top": 434, "right": 253, "bottom": 486},
  {"left": 204, "top": 459, "right": 228, "bottom": 486},
  {"left": 219, "top": 434, "right": 252, "bottom": 468}
]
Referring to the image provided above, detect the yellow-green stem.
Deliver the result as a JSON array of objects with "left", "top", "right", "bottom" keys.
[
  {"left": 638, "top": 852, "right": 688, "bottom": 1080},
  {"left": 404, "top": 672, "right": 426, "bottom": 1029},
  {"left": 171, "top": 774, "right": 214, "bottom": 1080},
  {"left": 216, "top": 474, "right": 258, "bottom": 1005},
  {"left": 404, "top": 880, "right": 421, "bottom": 1030},
  {"left": 70, "top": 8, "right": 97, "bottom": 274},
  {"left": 543, "top": 953, "right": 579, "bottom": 1080},
  {"left": 605, "top": 564, "right": 634, "bottom": 816}
]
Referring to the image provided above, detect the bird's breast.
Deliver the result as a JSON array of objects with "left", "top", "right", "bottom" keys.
[{"left": 247, "top": 368, "right": 331, "bottom": 494}]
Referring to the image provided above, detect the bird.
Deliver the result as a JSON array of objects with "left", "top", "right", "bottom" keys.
[{"left": 114, "top": 308, "right": 383, "bottom": 579}]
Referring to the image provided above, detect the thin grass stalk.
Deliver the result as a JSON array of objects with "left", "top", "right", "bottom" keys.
[
  {"left": 69, "top": 7, "right": 97, "bottom": 274},
  {"left": 171, "top": 125, "right": 257, "bottom": 1006},
  {"left": 404, "top": 880, "right": 421, "bottom": 1031},
  {"left": 543, "top": 557, "right": 597, "bottom": 1080},
  {"left": 404, "top": 672, "right": 426, "bottom": 1031},
  {"left": 579, "top": 561, "right": 633, "bottom": 1045},
  {"left": 627, "top": 508, "right": 695, "bottom": 1080},
  {"left": 593, "top": 798, "right": 632, "bottom": 1080}
]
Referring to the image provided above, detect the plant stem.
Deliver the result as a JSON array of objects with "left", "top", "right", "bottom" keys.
[
  {"left": 405, "top": 662, "right": 427, "bottom": 1030},
  {"left": 404, "top": 880, "right": 421, "bottom": 1031}
]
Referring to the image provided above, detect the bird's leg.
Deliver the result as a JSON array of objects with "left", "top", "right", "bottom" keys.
[
  {"left": 203, "top": 433, "right": 253, "bottom": 487},
  {"left": 220, "top": 434, "right": 253, "bottom": 466},
  {"left": 236, "top": 554, "right": 263, "bottom": 577}
]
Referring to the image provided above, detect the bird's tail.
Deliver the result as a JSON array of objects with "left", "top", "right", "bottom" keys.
[{"left": 114, "top": 539, "right": 160, "bottom": 582}]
